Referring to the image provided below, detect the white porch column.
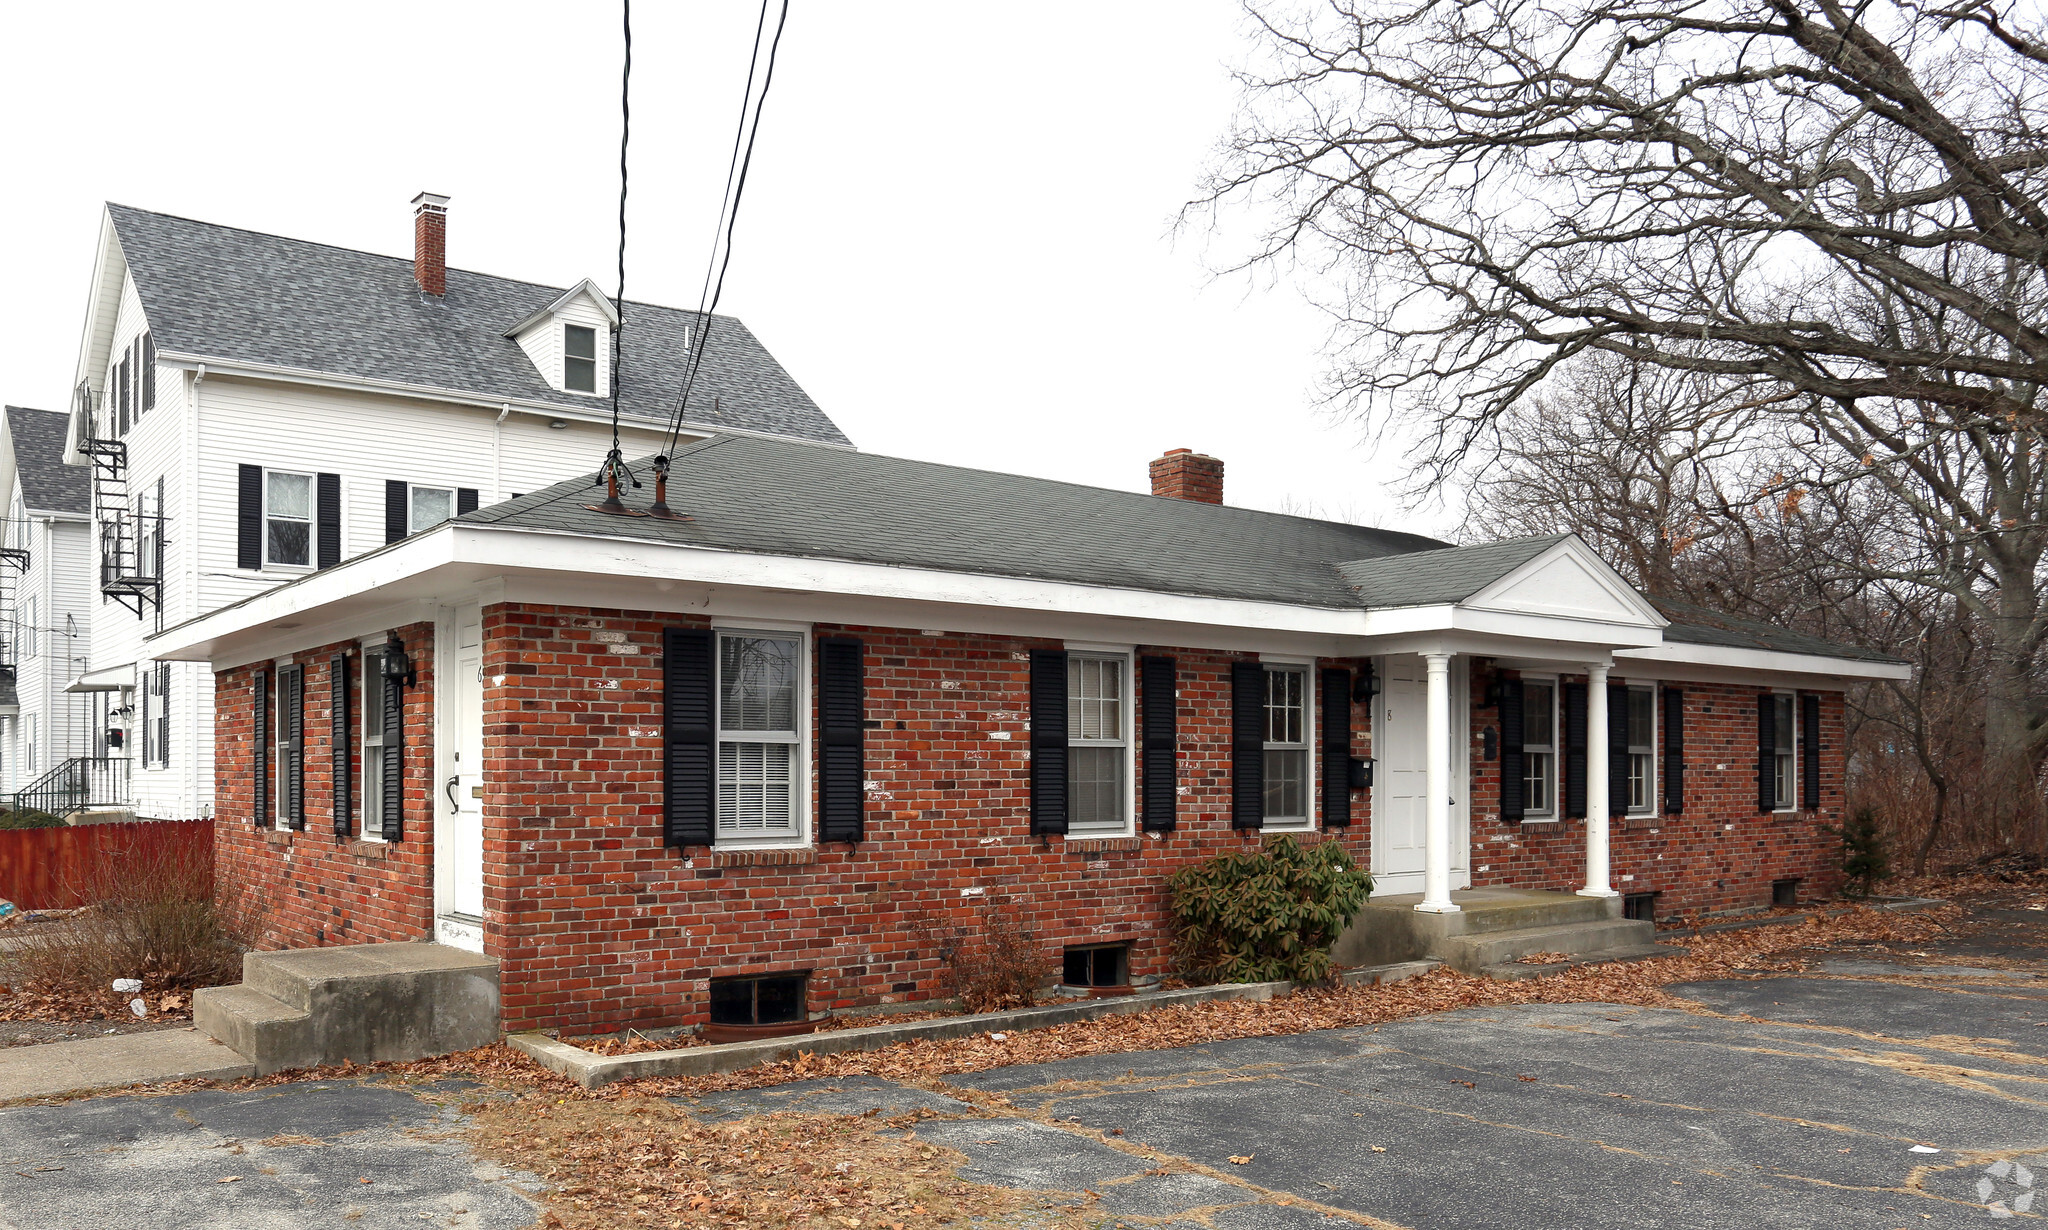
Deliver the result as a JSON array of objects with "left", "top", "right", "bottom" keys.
[
  {"left": 1416, "top": 652, "right": 1460, "bottom": 913},
  {"left": 1579, "top": 663, "right": 1619, "bottom": 898}
]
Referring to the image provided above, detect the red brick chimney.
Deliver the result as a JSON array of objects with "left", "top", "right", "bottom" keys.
[
  {"left": 411, "top": 192, "right": 450, "bottom": 295},
  {"left": 1149, "top": 448, "right": 1224, "bottom": 504}
]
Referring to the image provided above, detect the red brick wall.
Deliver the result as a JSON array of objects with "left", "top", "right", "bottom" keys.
[
  {"left": 214, "top": 624, "right": 437, "bottom": 948},
  {"left": 477, "top": 604, "right": 1377, "bottom": 1032},
  {"left": 209, "top": 603, "right": 1850, "bottom": 1032},
  {"left": 1463, "top": 664, "right": 1845, "bottom": 914}
]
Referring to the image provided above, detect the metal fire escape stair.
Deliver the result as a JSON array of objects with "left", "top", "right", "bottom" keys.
[{"left": 74, "top": 384, "right": 157, "bottom": 616}]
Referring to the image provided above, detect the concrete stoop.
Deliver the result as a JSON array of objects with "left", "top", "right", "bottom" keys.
[
  {"left": 1332, "top": 887, "right": 1683, "bottom": 980},
  {"left": 195, "top": 942, "right": 500, "bottom": 1076}
]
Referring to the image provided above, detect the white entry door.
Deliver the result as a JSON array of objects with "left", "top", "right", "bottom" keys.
[
  {"left": 437, "top": 607, "right": 486, "bottom": 950},
  {"left": 1371, "top": 655, "right": 1470, "bottom": 896}
]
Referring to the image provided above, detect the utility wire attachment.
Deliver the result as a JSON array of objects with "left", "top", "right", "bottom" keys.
[
  {"left": 585, "top": 448, "right": 647, "bottom": 518},
  {"left": 645, "top": 454, "right": 691, "bottom": 521}
]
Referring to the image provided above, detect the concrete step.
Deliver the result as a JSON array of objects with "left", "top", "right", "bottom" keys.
[
  {"left": 1479, "top": 942, "right": 1689, "bottom": 982},
  {"left": 1333, "top": 888, "right": 1626, "bottom": 968},
  {"left": 198, "top": 942, "right": 500, "bottom": 1076},
  {"left": 1437, "top": 918, "right": 1656, "bottom": 973},
  {"left": 194, "top": 983, "right": 315, "bottom": 1075}
]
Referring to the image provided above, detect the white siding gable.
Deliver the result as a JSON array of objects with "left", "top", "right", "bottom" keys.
[{"left": 507, "top": 281, "right": 621, "bottom": 398}]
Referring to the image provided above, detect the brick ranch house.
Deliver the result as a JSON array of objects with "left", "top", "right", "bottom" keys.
[{"left": 149, "top": 439, "right": 1907, "bottom": 1034}]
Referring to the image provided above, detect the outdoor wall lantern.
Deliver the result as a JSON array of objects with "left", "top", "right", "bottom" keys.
[
  {"left": 1351, "top": 664, "right": 1380, "bottom": 704},
  {"left": 382, "top": 637, "right": 416, "bottom": 688}
]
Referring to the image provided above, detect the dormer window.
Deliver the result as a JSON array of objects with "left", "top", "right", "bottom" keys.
[{"left": 564, "top": 325, "right": 597, "bottom": 393}]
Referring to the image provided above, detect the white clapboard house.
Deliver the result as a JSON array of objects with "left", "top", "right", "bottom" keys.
[
  {"left": 0, "top": 406, "right": 97, "bottom": 804},
  {"left": 46, "top": 194, "right": 846, "bottom": 819}
]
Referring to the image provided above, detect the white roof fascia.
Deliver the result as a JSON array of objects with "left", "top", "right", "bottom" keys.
[
  {"left": 1616, "top": 641, "right": 1910, "bottom": 684},
  {"left": 501, "top": 278, "right": 622, "bottom": 337},
  {"left": 1462, "top": 536, "right": 1670, "bottom": 629}
]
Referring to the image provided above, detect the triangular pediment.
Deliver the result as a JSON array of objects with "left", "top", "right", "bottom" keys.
[{"left": 1463, "top": 538, "right": 1666, "bottom": 628}]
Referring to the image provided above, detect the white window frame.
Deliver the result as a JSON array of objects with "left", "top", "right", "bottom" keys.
[
  {"left": 563, "top": 324, "right": 599, "bottom": 394},
  {"left": 407, "top": 484, "right": 456, "bottom": 535},
  {"left": 1624, "top": 681, "right": 1657, "bottom": 817},
  {"left": 1259, "top": 659, "right": 1316, "bottom": 830},
  {"left": 23, "top": 712, "right": 35, "bottom": 775},
  {"left": 359, "top": 645, "right": 388, "bottom": 842},
  {"left": 713, "top": 623, "right": 810, "bottom": 848},
  {"left": 1772, "top": 690, "right": 1798, "bottom": 813},
  {"left": 17, "top": 595, "right": 33, "bottom": 661},
  {"left": 1064, "top": 645, "right": 1135, "bottom": 837},
  {"left": 1521, "top": 676, "right": 1558, "bottom": 819},
  {"left": 262, "top": 469, "right": 315, "bottom": 571}
]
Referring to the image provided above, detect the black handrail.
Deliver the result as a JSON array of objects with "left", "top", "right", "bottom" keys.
[{"left": 14, "top": 757, "right": 129, "bottom": 819}]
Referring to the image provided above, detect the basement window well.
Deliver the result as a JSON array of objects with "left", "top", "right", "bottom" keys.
[
  {"left": 708, "top": 973, "right": 808, "bottom": 1028},
  {"left": 1063, "top": 943, "right": 1130, "bottom": 992},
  {"left": 1772, "top": 878, "right": 1802, "bottom": 908},
  {"left": 1622, "top": 892, "right": 1660, "bottom": 923}
]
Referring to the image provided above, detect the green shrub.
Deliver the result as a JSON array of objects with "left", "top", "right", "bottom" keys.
[
  {"left": 1168, "top": 835, "right": 1373, "bottom": 985},
  {"left": 1831, "top": 806, "right": 1891, "bottom": 899},
  {"left": 0, "top": 808, "right": 64, "bottom": 830}
]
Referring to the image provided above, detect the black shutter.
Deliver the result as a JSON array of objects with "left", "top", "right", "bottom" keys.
[
  {"left": 1230, "top": 661, "right": 1266, "bottom": 830},
  {"left": 1756, "top": 693, "right": 1776, "bottom": 813},
  {"left": 1801, "top": 693, "right": 1821, "bottom": 810},
  {"left": 456, "top": 488, "right": 479, "bottom": 516},
  {"left": 252, "top": 669, "right": 269, "bottom": 828},
  {"left": 1320, "top": 668, "right": 1352, "bottom": 827},
  {"left": 331, "top": 654, "right": 352, "bottom": 836},
  {"left": 1139, "top": 655, "right": 1178, "bottom": 832},
  {"left": 1662, "top": 687, "right": 1685, "bottom": 814},
  {"left": 1028, "top": 650, "right": 1069, "bottom": 836},
  {"left": 1563, "top": 682, "right": 1588, "bottom": 819},
  {"left": 379, "top": 657, "right": 405, "bottom": 841},
  {"left": 282, "top": 665, "right": 305, "bottom": 830},
  {"left": 155, "top": 664, "right": 169, "bottom": 766},
  {"left": 385, "top": 480, "right": 408, "bottom": 544},
  {"left": 1498, "top": 678, "right": 1525, "bottom": 821},
  {"left": 141, "top": 333, "right": 156, "bottom": 412},
  {"left": 1607, "top": 683, "right": 1630, "bottom": 818},
  {"left": 662, "top": 628, "right": 715, "bottom": 847},
  {"left": 818, "top": 637, "right": 865, "bottom": 844},
  {"left": 315, "top": 473, "right": 342, "bottom": 569},
  {"left": 237, "top": 465, "right": 264, "bottom": 570}
]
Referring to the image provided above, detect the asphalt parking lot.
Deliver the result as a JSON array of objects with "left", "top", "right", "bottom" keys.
[
  {"left": 0, "top": 962, "right": 2039, "bottom": 1227},
  {"left": 687, "top": 964, "right": 2048, "bottom": 1229}
]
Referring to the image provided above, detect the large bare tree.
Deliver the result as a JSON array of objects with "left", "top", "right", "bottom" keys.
[{"left": 1202, "top": 0, "right": 2048, "bottom": 838}]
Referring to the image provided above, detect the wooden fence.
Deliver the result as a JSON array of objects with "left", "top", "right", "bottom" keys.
[{"left": 0, "top": 820, "right": 214, "bottom": 911}]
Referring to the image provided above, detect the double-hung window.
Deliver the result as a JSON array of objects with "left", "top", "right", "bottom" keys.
[
  {"left": 717, "top": 631, "right": 804, "bottom": 839},
  {"left": 408, "top": 485, "right": 455, "bottom": 534},
  {"left": 361, "top": 650, "right": 388, "bottom": 840},
  {"left": 1066, "top": 654, "right": 1130, "bottom": 834},
  {"left": 17, "top": 596, "right": 33, "bottom": 660},
  {"left": 1522, "top": 680, "right": 1556, "bottom": 817},
  {"left": 1262, "top": 665, "right": 1311, "bottom": 826},
  {"left": 563, "top": 325, "right": 598, "bottom": 393},
  {"left": 1772, "top": 692, "right": 1797, "bottom": 811},
  {"left": 264, "top": 471, "right": 313, "bottom": 568},
  {"left": 1626, "top": 685, "right": 1655, "bottom": 813}
]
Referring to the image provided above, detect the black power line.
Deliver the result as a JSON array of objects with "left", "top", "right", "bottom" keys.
[
  {"left": 660, "top": 0, "right": 792, "bottom": 459},
  {"left": 590, "top": 0, "right": 641, "bottom": 515}
]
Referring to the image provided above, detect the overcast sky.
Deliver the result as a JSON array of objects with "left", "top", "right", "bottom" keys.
[{"left": 0, "top": 1, "right": 1449, "bottom": 536}]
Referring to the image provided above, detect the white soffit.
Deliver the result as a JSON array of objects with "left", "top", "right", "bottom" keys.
[{"left": 1462, "top": 538, "right": 1667, "bottom": 629}]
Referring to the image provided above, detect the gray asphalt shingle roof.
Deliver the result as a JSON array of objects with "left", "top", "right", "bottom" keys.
[
  {"left": 1336, "top": 536, "right": 1567, "bottom": 607},
  {"left": 464, "top": 433, "right": 1452, "bottom": 608},
  {"left": 105, "top": 204, "right": 849, "bottom": 446},
  {"left": 5, "top": 407, "right": 89, "bottom": 515},
  {"left": 1652, "top": 597, "right": 1902, "bottom": 663}
]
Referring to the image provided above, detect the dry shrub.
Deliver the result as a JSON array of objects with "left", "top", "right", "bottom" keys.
[
  {"left": 909, "top": 895, "right": 1042, "bottom": 1012},
  {"left": 11, "top": 832, "right": 247, "bottom": 995}
]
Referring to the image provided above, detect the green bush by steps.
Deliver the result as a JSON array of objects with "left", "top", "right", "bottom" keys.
[{"left": 1168, "top": 835, "right": 1373, "bottom": 986}]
